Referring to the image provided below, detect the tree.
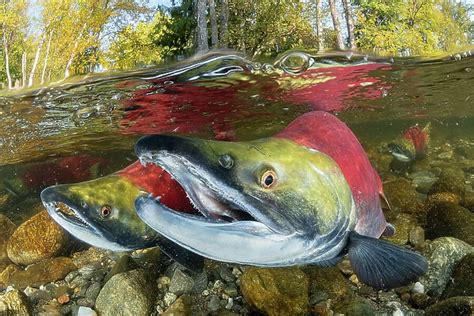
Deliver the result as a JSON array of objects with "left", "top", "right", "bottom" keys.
[
  {"left": 341, "top": 0, "right": 356, "bottom": 50},
  {"left": 208, "top": 0, "right": 218, "bottom": 47},
  {"left": 328, "top": 0, "right": 344, "bottom": 50},
  {"left": 196, "top": 0, "right": 208, "bottom": 52}
]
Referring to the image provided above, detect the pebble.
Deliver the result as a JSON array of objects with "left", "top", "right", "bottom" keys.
[
  {"left": 7, "top": 210, "right": 68, "bottom": 266},
  {"left": 169, "top": 269, "right": 194, "bottom": 295},
  {"left": 163, "top": 292, "right": 177, "bottom": 307},
  {"left": 95, "top": 269, "right": 154, "bottom": 316},
  {"left": 77, "top": 306, "right": 97, "bottom": 316},
  {"left": 412, "top": 282, "right": 424, "bottom": 294},
  {"left": 208, "top": 295, "right": 220, "bottom": 312},
  {"left": 241, "top": 267, "right": 309, "bottom": 316}
]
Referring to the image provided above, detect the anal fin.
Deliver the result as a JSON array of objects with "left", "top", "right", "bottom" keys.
[{"left": 348, "top": 231, "right": 427, "bottom": 290}]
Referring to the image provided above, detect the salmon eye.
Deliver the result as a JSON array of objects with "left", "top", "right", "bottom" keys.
[
  {"left": 260, "top": 170, "right": 277, "bottom": 189},
  {"left": 100, "top": 205, "right": 112, "bottom": 218}
]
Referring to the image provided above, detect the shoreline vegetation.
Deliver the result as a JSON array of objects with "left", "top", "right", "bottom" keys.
[{"left": 1, "top": 0, "right": 473, "bottom": 92}]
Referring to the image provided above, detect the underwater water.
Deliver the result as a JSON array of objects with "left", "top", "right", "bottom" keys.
[{"left": 0, "top": 50, "right": 473, "bottom": 315}]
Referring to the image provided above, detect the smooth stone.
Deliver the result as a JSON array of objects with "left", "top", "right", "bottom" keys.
[
  {"left": 384, "top": 213, "right": 417, "bottom": 245},
  {"left": 0, "top": 214, "right": 16, "bottom": 267},
  {"left": 304, "top": 266, "right": 348, "bottom": 305},
  {"left": 76, "top": 306, "right": 97, "bottom": 316},
  {"left": 103, "top": 254, "right": 138, "bottom": 283},
  {"left": 0, "top": 257, "right": 76, "bottom": 290},
  {"left": 95, "top": 269, "right": 154, "bottom": 316},
  {"left": 429, "top": 168, "right": 466, "bottom": 197},
  {"left": 426, "top": 202, "right": 474, "bottom": 245},
  {"left": 334, "top": 297, "right": 375, "bottom": 316},
  {"left": 169, "top": 269, "right": 194, "bottom": 295},
  {"left": 162, "top": 294, "right": 191, "bottom": 315},
  {"left": 241, "top": 267, "right": 309, "bottom": 316},
  {"left": 442, "top": 253, "right": 474, "bottom": 298},
  {"left": 0, "top": 289, "right": 32, "bottom": 315},
  {"left": 7, "top": 210, "right": 68, "bottom": 266},
  {"left": 419, "top": 237, "right": 474, "bottom": 298},
  {"left": 425, "top": 296, "right": 474, "bottom": 315}
]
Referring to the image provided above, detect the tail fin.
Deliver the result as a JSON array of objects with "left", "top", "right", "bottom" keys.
[{"left": 348, "top": 231, "right": 427, "bottom": 290}]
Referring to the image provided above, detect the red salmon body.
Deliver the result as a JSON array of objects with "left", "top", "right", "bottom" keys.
[{"left": 276, "top": 111, "right": 388, "bottom": 238}]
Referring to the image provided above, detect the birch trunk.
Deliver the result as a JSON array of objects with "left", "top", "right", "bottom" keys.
[
  {"left": 41, "top": 31, "right": 52, "bottom": 85},
  {"left": 28, "top": 33, "right": 46, "bottom": 87},
  {"left": 328, "top": 0, "right": 344, "bottom": 50},
  {"left": 219, "top": 0, "right": 228, "bottom": 47},
  {"left": 2, "top": 28, "right": 12, "bottom": 89},
  {"left": 341, "top": 0, "right": 356, "bottom": 50},
  {"left": 316, "top": 0, "right": 324, "bottom": 51},
  {"left": 195, "top": 0, "right": 209, "bottom": 52},
  {"left": 208, "top": 0, "right": 218, "bottom": 47},
  {"left": 21, "top": 51, "right": 26, "bottom": 89},
  {"left": 64, "top": 23, "right": 86, "bottom": 79}
]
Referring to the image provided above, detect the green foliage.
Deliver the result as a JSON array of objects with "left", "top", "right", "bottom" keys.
[
  {"left": 355, "top": 0, "right": 472, "bottom": 56},
  {"left": 227, "top": 0, "right": 318, "bottom": 56}
]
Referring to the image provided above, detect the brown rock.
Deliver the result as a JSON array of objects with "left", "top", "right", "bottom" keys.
[
  {"left": 0, "top": 214, "right": 16, "bottom": 267},
  {"left": 305, "top": 266, "right": 348, "bottom": 305},
  {"left": 0, "top": 257, "right": 76, "bottom": 290},
  {"left": 428, "top": 192, "right": 462, "bottom": 205},
  {"left": 426, "top": 202, "right": 474, "bottom": 245},
  {"left": 0, "top": 289, "right": 31, "bottom": 315},
  {"left": 7, "top": 210, "right": 68, "bottom": 266},
  {"left": 241, "top": 267, "right": 309, "bottom": 316},
  {"left": 383, "top": 213, "right": 417, "bottom": 245},
  {"left": 162, "top": 294, "right": 191, "bottom": 316},
  {"left": 425, "top": 296, "right": 474, "bottom": 316}
]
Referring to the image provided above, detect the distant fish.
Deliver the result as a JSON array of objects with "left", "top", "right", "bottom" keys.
[{"left": 388, "top": 123, "right": 431, "bottom": 163}]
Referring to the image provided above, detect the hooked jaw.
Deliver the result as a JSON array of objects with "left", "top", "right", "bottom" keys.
[
  {"left": 134, "top": 135, "right": 350, "bottom": 266},
  {"left": 41, "top": 186, "right": 133, "bottom": 251}
]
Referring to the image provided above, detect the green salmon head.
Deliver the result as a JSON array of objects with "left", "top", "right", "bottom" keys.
[
  {"left": 41, "top": 175, "right": 158, "bottom": 251},
  {"left": 135, "top": 134, "right": 356, "bottom": 266}
]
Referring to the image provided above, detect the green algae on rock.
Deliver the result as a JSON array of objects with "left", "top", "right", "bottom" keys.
[
  {"left": 240, "top": 267, "right": 309, "bottom": 316},
  {"left": 426, "top": 202, "right": 474, "bottom": 245},
  {"left": 7, "top": 210, "right": 69, "bottom": 266},
  {"left": 95, "top": 269, "right": 154, "bottom": 316},
  {"left": 425, "top": 296, "right": 474, "bottom": 316},
  {"left": 442, "top": 253, "right": 474, "bottom": 299},
  {"left": 0, "top": 257, "right": 76, "bottom": 290}
]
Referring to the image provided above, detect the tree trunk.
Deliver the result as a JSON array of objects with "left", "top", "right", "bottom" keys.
[
  {"left": 316, "top": 0, "right": 324, "bottom": 51},
  {"left": 219, "top": 0, "right": 228, "bottom": 47},
  {"left": 28, "top": 33, "right": 46, "bottom": 87},
  {"left": 208, "top": 0, "right": 218, "bottom": 48},
  {"left": 328, "top": 0, "right": 344, "bottom": 50},
  {"left": 41, "top": 31, "right": 52, "bottom": 85},
  {"left": 195, "top": 0, "right": 208, "bottom": 52},
  {"left": 64, "top": 23, "right": 86, "bottom": 79},
  {"left": 341, "top": 0, "right": 356, "bottom": 50},
  {"left": 21, "top": 51, "right": 27, "bottom": 89},
  {"left": 2, "top": 28, "right": 12, "bottom": 89}
]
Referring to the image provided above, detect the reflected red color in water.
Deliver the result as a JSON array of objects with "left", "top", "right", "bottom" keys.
[
  {"left": 22, "top": 156, "right": 108, "bottom": 191},
  {"left": 117, "top": 161, "right": 196, "bottom": 213},
  {"left": 274, "top": 64, "right": 392, "bottom": 112},
  {"left": 120, "top": 80, "right": 253, "bottom": 139}
]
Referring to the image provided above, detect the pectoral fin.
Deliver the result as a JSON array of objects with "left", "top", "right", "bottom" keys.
[{"left": 347, "top": 231, "right": 427, "bottom": 289}]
